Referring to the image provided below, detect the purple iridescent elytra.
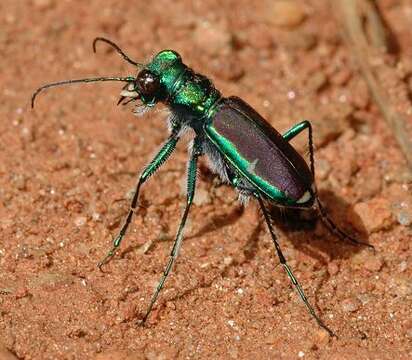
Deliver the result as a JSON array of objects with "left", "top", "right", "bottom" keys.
[{"left": 206, "top": 96, "right": 314, "bottom": 205}]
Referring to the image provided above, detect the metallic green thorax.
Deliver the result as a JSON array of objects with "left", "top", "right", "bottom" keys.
[{"left": 145, "top": 50, "right": 221, "bottom": 119}]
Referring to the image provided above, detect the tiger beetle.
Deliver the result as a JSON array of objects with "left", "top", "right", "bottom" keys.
[{"left": 32, "top": 37, "right": 374, "bottom": 337}]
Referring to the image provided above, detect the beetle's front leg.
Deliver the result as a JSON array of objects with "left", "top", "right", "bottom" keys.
[
  {"left": 141, "top": 138, "right": 203, "bottom": 323},
  {"left": 98, "top": 131, "right": 181, "bottom": 268}
]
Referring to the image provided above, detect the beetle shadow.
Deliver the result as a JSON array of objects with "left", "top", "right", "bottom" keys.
[
  {"left": 186, "top": 205, "right": 244, "bottom": 240},
  {"left": 163, "top": 178, "right": 369, "bottom": 267},
  {"left": 268, "top": 189, "right": 370, "bottom": 263}
]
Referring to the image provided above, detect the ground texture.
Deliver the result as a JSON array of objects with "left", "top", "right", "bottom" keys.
[{"left": 0, "top": 1, "right": 411, "bottom": 359}]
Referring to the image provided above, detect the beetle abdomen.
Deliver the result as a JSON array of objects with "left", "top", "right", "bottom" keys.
[{"left": 205, "top": 97, "right": 313, "bottom": 205}]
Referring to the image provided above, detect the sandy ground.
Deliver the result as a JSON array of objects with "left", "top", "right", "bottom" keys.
[{"left": 0, "top": 0, "right": 411, "bottom": 359}]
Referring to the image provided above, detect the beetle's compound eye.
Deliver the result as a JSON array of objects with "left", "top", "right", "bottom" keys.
[{"left": 136, "top": 69, "right": 160, "bottom": 97}]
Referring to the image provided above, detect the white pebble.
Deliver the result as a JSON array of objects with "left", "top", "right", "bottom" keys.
[{"left": 74, "top": 216, "right": 87, "bottom": 227}]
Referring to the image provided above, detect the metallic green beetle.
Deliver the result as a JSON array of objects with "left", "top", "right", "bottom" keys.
[{"left": 32, "top": 38, "right": 373, "bottom": 337}]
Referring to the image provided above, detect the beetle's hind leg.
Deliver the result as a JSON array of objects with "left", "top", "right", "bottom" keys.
[
  {"left": 283, "top": 120, "right": 374, "bottom": 250},
  {"left": 282, "top": 120, "right": 315, "bottom": 176},
  {"left": 257, "top": 194, "right": 336, "bottom": 337},
  {"left": 314, "top": 199, "right": 375, "bottom": 249}
]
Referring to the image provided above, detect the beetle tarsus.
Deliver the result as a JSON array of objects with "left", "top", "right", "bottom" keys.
[
  {"left": 97, "top": 248, "right": 116, "bottom": 269},
  {"left": 316, "top": 198, "right": 375, "bottom": 251}
]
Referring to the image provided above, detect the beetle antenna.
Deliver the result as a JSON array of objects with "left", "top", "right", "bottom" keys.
[
  {"left": 93, "top": 37, "right": 144, "bottom": 68},
  {"left": 31, "top": 76, "right": 135, "bottom": 108}
]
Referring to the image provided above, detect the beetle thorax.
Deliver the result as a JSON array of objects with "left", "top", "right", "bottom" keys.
[{"left": 146, "top": 50, "right": 221, "bottom": 120}]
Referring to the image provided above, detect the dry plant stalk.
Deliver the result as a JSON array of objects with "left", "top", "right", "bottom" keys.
[{"left": 337, "top": 0, "right": 412, "bottom": 169}]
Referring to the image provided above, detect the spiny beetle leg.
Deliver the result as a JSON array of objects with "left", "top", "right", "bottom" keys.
[
  {"left": 97, "top": 234, "right": 123, "bottom": 269},
  {"left": 97, "top": 134, "right": 180, "bottom": 269},
  {"left": 283, "top": 120, "right": 374, "bottom": 250},
  {"left": 257, "top": 195, "right": 336, "bottom": 337},
  {"left": 316, "top": 199, "right": 375, "bottom": 251},
  {"left": 141, "top": 139, "right": 202, "bottom": 323},
  {"left": 282, "top": 120, "right": 315, "bottom": 177}
]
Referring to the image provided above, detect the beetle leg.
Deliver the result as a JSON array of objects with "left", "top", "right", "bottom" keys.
[
  {"left": 283, "top": 121, "right": 374, "bottom": 249},
  {"left": 98, "top": 131, "right": 180, "bottom": 269},
  {"left": 282, "top": 120, "right": 315, "bottom": 177},
  {"left": 315, "top": 199, "right": 375, "bottom": 249},
  {"left": 226, "top": 166, "right": 256, "bottom": 192},
  {"left": 226, "top": 169, "right": 259, "bottom": 204},
  {"left": 257, "top": 194, "right": 336, "bottom": 337},
  {"left": 141, "top": 138, "right": 202, "bottom": 323}
]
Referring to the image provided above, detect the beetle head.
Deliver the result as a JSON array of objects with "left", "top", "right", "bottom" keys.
[{"left": 118, "top": 69, "right": 161, "bottom": 106}]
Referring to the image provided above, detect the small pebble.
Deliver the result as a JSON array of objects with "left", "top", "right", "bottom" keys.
[
  {"left": 363, "top": 255, "right": 384, "bottom": 272},
  {"left": 33, "top": 0, "right": 54, "bottom": 10},
  {"left": 341, "top": 297, "right": 361, "bottom": 313},
  {"left": 11, "top": 174, "right": 26, "bottom": 191},
  {"left": 399, "top": 261, "right": 407, "bottom": 272},
  {"left": 312, "top": 111, "right": 347, "bottom": 148},
  {"left": 357, "top": 293, "right": 372, "bottom": 306},
  {"left": 137, "top": 239, "right": 154, "bottom": 255},
  {"left": 228, "top": 346, "right": 238, "bottom": 359},
  {"left": 351, "top": 251, "right": 382, "bottom": 272},
  {"left": 307, "top": 72, "right": 328, "bottom": 93},
  {"left": 314, "top": 328, "right": 330, "bottom": 346},
  {"left": 387, "top": 185, "right": 412, "bottom": 226},
  {"left": 388, "top": 276, "right": 412, "bottom": 297},
  {"left": 92, "top": 212, "right": 101, "bottom": 222},
  {"left": 284, "top": 32, "right": 317, "bottom": 51},
  {"left": 14, "top": 286, "right": 29, "bottom": 299},
  {"left": 355, "top": 167, "right": 382, "bottom": 199},
  {"left": 74, "top": 216, "right": 87, "bottom": 227},
  {"left": 211, "top": 56, "right": 245, "bottom": 81},
  {"left": 20, "top": 126, "right": 35, "bottom": 143},
  {"left": 316, "top": 159, "right": 331, "bottom": 180},
  {"left": 350, "top": 79, "right": 370, "bottom": 109},
  {"left": 330, "top": 68, "right": 352, "bottom": 86},
  {"left": 193, "top": 21, "right": 231, "bottom": 56},
  {"left": 327, "top": 261, "right": 339, "bottom": 276},
  {"left": 267, "top": 1, "right": 306, "bottom": 28},
  {"left": 350, "top": 198, "right": 394, "bottom": 233},
  {"left": 396, "top": 210, "right": 411, "bottom": 226},
  {"left": 0, "top": 344, "right": 18, "bottom": 360}
]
